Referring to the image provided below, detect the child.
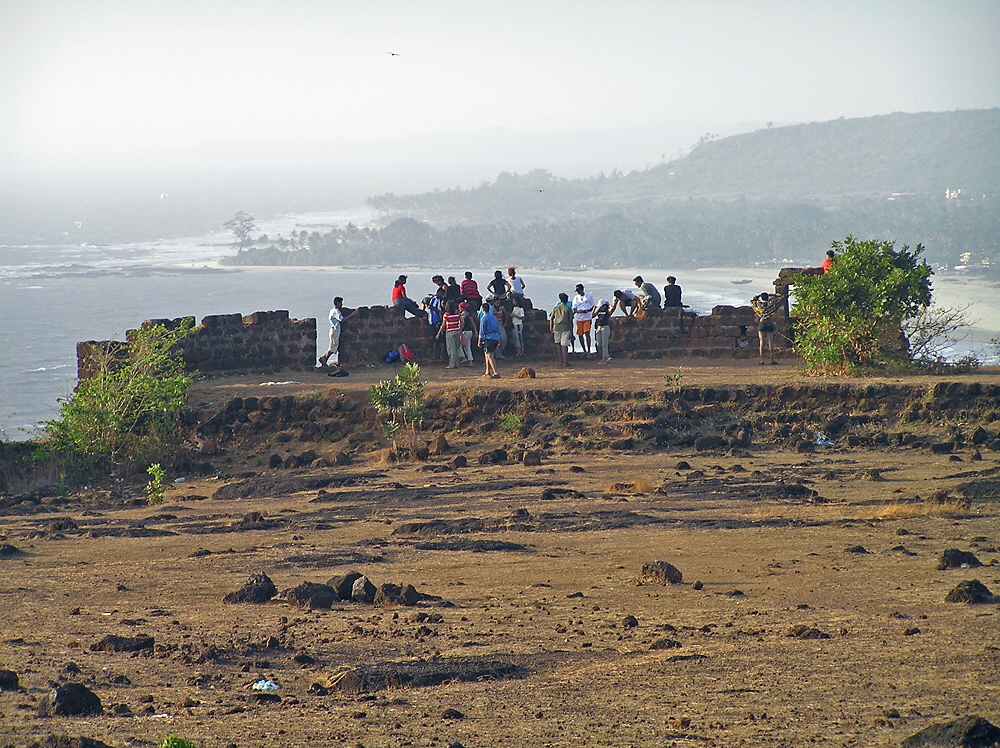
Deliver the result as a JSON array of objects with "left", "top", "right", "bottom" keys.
[
  {"left": 511, "top": 299, "right": 525, "bottom": 356},
  {"left": 593, "top": 299, "right": 612, "bottom": 364}
]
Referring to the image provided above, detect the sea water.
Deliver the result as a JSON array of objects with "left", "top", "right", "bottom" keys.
[{"left": 1, "top": 210, "right": 992, "bottom": 439}]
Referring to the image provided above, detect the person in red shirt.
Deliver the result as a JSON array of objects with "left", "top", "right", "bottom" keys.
[
  {"left": 391, "top": 275, "right": 426, "bottom": 317},
  {"left": 460, "top": 271, "right": 482, "bottom": 313},
  {"left": 436, "top": 301, "right": 464, "bottom": 369},
  {"left": 820, "top": 249, "right": 836, "bottom": 273}
]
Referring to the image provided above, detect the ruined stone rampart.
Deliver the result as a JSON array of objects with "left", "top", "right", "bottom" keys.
[{"left": 77, "top": 310, "right": 316, "bottom": 380}]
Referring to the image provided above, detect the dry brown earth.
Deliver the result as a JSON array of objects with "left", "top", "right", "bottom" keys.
[{"left": 2, "top": 358, "right": 1000, "bottom": 748}]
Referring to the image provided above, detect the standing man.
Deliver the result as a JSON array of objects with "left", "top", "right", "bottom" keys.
[
  {"left": 460, "top": 271, "right": 483, "bottom": 313},
  {"left": 751, "top": 291, "right": 785, "bottom": 365},
  {"left": 549, "top": 292, "right": 573, "bottom": 367},
  {"left": 571, "top": 283, "right": 596, "bottom": 357},
  {"left": 319, "top": 297, "right": 358, "bottom": 368},
  {"left": 478, "top": 302, "right": 502, "bottom": 378}
]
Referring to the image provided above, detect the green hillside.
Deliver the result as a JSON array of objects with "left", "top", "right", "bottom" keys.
[
  {"left": 229, "top": 110, "right": 1000, "bottom": 271},
  {"left": 621, "top": 110, "right": 1000, "bottom": 201}
]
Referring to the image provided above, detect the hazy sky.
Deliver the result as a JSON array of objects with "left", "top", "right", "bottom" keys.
[{"left": 3, "top": 0, "right": 998, "bottom": 161}]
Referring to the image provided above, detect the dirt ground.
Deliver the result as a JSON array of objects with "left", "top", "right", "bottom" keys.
[{"left": 2, "top": 358, "right": 1000, "bottom": 748}]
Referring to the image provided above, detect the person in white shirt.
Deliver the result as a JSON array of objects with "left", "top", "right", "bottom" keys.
[
  {"left": 571, "top": 283, "right": 596, "bottom": 357},
  {"left": 318, "top": 297, "right": 358, "bottom": 368},
  {"left": 511, "top": 299, "right": 526, "bottom": 356},
  {"left": 507, "top": 266, "right": 526, "bottom": 302}
]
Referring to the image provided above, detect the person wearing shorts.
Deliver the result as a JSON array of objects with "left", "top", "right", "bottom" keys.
[
  {"left": 572, "top": 283, "right": 596, "bottom": 357},
  {"left": 478, "top": 303, "right": 502, "bottom": 378},
  {"left": 550, "top": 292, "right": 573, "bottom": 367},
  {"left": 751, "top": 291, "right": 784, "bottom": 365}
]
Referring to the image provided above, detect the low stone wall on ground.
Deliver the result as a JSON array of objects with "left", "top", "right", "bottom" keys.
[{"left": 77, "top": 310, "right": 316, "bottom": 380}]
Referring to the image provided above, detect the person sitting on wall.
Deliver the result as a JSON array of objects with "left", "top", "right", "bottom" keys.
[
  {"left": 460, "top": 271, "right": 482, "bottom": 313},
  {"left": 663, "top": 276, "right": 683, "bottom": 307},
  {"left": 391, "top": 275, "right": 426, "bottom": 318},
  {"left": 633, "top": 275, "right": 661, "bottom": 312},
  {"left": 611, "top": 288, "right": 639, "bottom": 318}
]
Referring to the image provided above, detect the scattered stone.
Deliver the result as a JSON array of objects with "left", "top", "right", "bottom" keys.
[
  {"left": 692, "top": 580, "right": 704, "bottom": 590},
  {"left": 694, "top": 435, "right": 727, "bottom": 452},
  {"left": 675, "top": 460, "right": 692, "bottom": 470},
  {"left": 478, "top": 448, "right": 508, "bottom": 465},
  {"left": 640, "top": 560, "right": 683, "bottom": 585},
  {"left": 522, "top": 450, "right": 543, "bottom": 466},
  {"left": 0, "top": 669, "right": 18, "bottom": 690},
  {"left": 223, "top": 571, "right": 278, "bottom": 604},
  {"left": 38, "top": 683, "right": 103, "bottom": 716},
  {"left": 442, "top": 708, "right": 466, "bottom": 719},
  {"left": 294, "top": 650, "right": 317, "bottom": 666},
  {"left": 373, "top": 583, "right": 405, "bottom": 607},
  {"left": 29, "top": 736, "right": 116, "bottom": 748},
  {"left": 334, "top": 451, "right": 353, "bottom": 466},
  {"left": 795, "top": 440, "right": 815, "bottom": 454},
  {"left": 327, "top": 571, "right": 364, "bottom": 600},
  {"left": 284, "top": 582, "right": 337, "bottom": 609},
  {"left": 649, "top": 638, "right": 682, "bottom": 650},
  {"left": 930, "top": 442, "right": 955, "bottom": 455},
  {"left": 449, "top": 455, "right": 468, "bottom": 469},
  {"left": 725, "top": 589, "right": 745, "bottom": 597},
  {"left": 0, "top": 542, "right": 23, "bottom": 557},
  {"left": 971, "top": 427, "right": 991, "bottom": 445},
  {"left": 516, "top": 367, "right": 536, "bottom": 379},
  {"left": 351, "top": 575, "right": 377, "bottom": 604},
  {"left": 901, "top": 714, "right": 1000, "bottom": 748},
  {"left": 787, "top": 625, "right": 831, "bottom": 639},
  {"left": 945, "top": 580, "right": 994, "bottom": 604},
  {"left": 845, "top": 545, "right": 869, "bottom": 554},
  {"left": 622, "top": 615, "right": 638, "bottom": 629},
  {"left": 568, "top": 465, "right": 586, "bottom": 473},
  {"left": 268, "top": 454, "right": 283, "bottom": 469},
  {"left": 540, "top": 487, "right": 585, "bottom": 501},
  {"left": 970, "top": 450, "right": 983, "bottom": 462},
  {"left": 904, "top": 627, "right": 921, "bottom": 636},
  {"left": 90, "top": 635, "right": 154, "bottom": 653},
  {"left": 938, "top": 549, "right": 983, "bottom": 570},
  {"left": 429, "top": 434, "right": 450, "bottom": 456}
]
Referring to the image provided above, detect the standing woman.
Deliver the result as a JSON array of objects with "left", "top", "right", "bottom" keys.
[
  {"left": 436, "top": 301, "right": 464, "bottom": 369},
  {"left": 487, "top": 270, "right": 511, "bottom": 300},
  {"left": 459, "top": 301, "right": 476, "bottom": 366},
  {"left": 593, "top": 299, "right": 612, "bottom": 364},
  {"left": 478, "top": 303, "right": 502, "bottom": 378}
]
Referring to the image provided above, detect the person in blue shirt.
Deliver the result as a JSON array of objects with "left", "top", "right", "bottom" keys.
[{"left": 478, "top": 302, "right": 502, "bottom": 378}]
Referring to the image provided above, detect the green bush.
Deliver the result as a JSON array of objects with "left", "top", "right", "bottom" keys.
[
  {"left": 40, "top": 320, "right": 194, "bottom": 476},
  {"left": 160, "top": 735, "right": 198, "bottom": 748},
  {"left": 791, "top": 236, "right": 932, "bottom": 373},
  {"left": 368, "top": 363, "right": 426, "bottom": 443}
]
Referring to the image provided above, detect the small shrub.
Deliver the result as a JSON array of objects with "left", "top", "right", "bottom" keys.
[
  {"left": 161, "top": 735, "right": 198, "bottom": 748},
  {"left": 500, "top": 413, "right": 523, "bottom": 432},
  {"left": 145, "top": 463, "right": 166, "bottom": 505},
  {"left": 664, "top": 367, "right": 683, "bottom": 393}
]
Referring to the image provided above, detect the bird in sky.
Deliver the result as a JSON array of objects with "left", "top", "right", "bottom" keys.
[{"left": 386, "top": 51, "right": 400, "bottom": 56}]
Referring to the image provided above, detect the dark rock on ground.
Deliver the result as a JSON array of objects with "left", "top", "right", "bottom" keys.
[
  {"left": 622, "top": 615, "right": 639, "bottom": 629},
  {"left": 675, "top": 461, "right": 692, "bottom": 470},
  {"left": 38, "top": 683, "right": 103, "bottom": 716},
  {"left": 223, "top": 571, "right": 277, "bottom": 604},
  {"left": 640, "top": 560, "right": 683, "bottom": 585},
  {"left": 945, "top": 580, "right": 995, "bottom": 604},
  {"left": 522, "top": 450, "right": 543, "bottom": 466},
  {"left": 414, "top": 539, "right": 530, "bottom": 553},
  {"left": 479, "top": 448, "right": 508, "bottom": 465},
  {"left": 449, "top": 455, "right": 468, "bottom": 468},
  {"left": 650, "top": 638, "right": 682, "bottom": 650},
  {"left": 90, "top": 634, "right": 154, "bottom": 653},
  {"left": 694, "top": 435, "right": 728, "bottom": 452},
  {"left": 0, "top": 542, "right": 23, "bottom": 557},
  {"left": 351, "top": 575, "right": 377, "bottom": 603},
  {"left": 284, "top": 582, "right": 337, "bottom": 609},
  {"left": 845, "top": 545, "right": 869, "bottom": 554},
  {"left": 787, "top": 625, "right": 831, "bottom": 639},
  {"left": 540, "top": 487, "right": 585, "bottom": 501},
  {"left": 26, "top": 736, "right": 116, "bottom": 748},
  {"left": 442, "top": 708, "right": 465, "bottom": 719},
  {"left": 939, "top": 549, "right": 983, "bottom": 570},
  {"left": 0, "top": 669, "right": 18, "bottom": 690},
  {"left": 902, "top": 714, "right": 1000, "bottom": 748},
  {"left": 327, "top": 571, "right": 364, "bottom": 600}
]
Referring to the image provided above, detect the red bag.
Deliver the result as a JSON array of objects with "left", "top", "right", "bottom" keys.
[{"left": 397, "top": 343, "right": 415, "bottom": 362}]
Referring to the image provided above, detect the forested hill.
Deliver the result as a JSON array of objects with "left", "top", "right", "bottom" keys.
[
  {"left": 621, "top": 109, "right": 1000, "bottom": 201},
  {"left": 227, "top": 110, "right": 1000, "bottom": 271}
]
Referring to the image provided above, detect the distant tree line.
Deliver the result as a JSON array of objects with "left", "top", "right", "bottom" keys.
[{"left": 224, "top": 194, "right": 998, "bottom": 271}]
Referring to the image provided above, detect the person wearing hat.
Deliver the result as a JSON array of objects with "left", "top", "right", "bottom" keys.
[
  {"left": 593, "top": 299, "right": 612, "bottom": 364},
  {"left": 571, "top": 283, "right": 596, "bottom": 358}
]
